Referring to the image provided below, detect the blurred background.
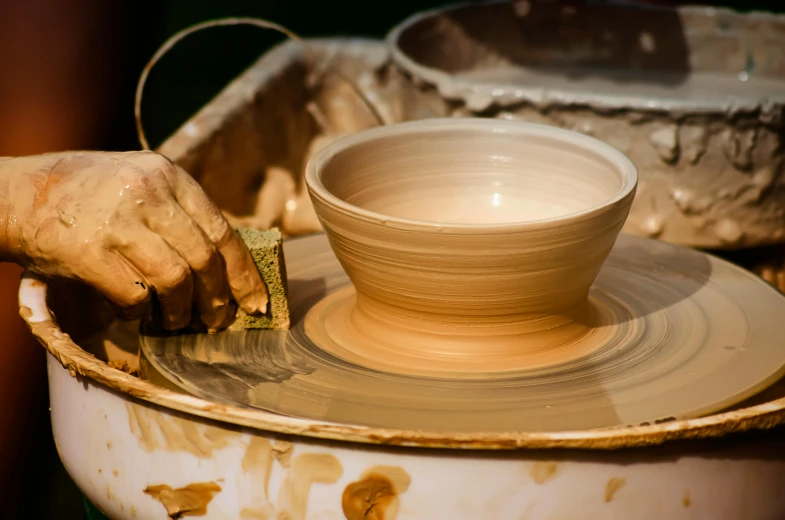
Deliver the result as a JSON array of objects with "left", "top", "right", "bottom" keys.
[{"left": 0, "top": 0, "right": 777, "bottom": 516}]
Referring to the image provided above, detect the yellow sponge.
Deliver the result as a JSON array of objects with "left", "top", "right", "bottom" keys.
[{"left": 227, "top": 228, "right": 290, "bottom": 330}]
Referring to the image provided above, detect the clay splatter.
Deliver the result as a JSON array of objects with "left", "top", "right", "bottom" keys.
[
  {"left": 604, "top": 477, "right": 626, "bottom": 502},
  {"left": 278, "top": 453, "right": 343, "bottom": 520},
  {"left": 529, "top": 461, "right": 559, "bottom": 484},
  {"left": 240, "top": 435, "right": 275, "bottom": 519},
  {"left": 126, "top": 402, "right": 238, "bottom": 457},
  {"left": 272, "top": 439, "right": 294, "bottom": 468},
  {"left": 143, "top": 482, "right": 222, "bottom": 519},
  {"left": 342, "top": 466, "right": 411, "bottom": 520}
]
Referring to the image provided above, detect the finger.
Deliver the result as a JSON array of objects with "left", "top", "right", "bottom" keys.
[
  {"left": 165, "top": 161, "right": 269, "bottom": 315},
  {"left": 112, "top": 226, "right": 194, "bottom": 330},
  {"left": 215, "top": 227, "right": 268, "bottom": 315},
  {"left": 73, "top": 250, "right": 151, "bottom": 318},
  {"left": 147, "top": 200, "right": 233, "bottom": 332}
]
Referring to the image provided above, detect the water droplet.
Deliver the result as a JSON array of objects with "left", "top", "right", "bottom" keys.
[{"left": 59, "top": 212, "right": 76, "bottom": 228}]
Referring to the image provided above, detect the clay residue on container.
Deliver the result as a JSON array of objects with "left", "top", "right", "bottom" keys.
[
  {"left": 19, "top": 305, "right": 33, "bottom": 320},
  {"left": 529, "top": 461, "right": 559, "bottom": 484},
  {"left": 272, "top": 439, "right": 294, "bottom": 467},
  {"left": 108, "top": 359, "right": 139, "bottom": 377},
  {"left": 278, "top": 453, "right": 343, "bottom": 520},
  {"left": 240, "top": 509, "right": 271, "bottom": 520},
  {"left": 604, "top": 477, "right": 626, "bottom": 502},
  {"left": 683, "top": 490, "right": 691, "bottom": 507},
  {"left": 126, "top": 402, "right": 238, "bottom": 457},
  {"left": 240, "top": 435, "right": 275, "bottom": 519},
  {"left": 242, "top": 436, "right": 273, "bottom": 486},
  {"left": 144, "top": 481, "right": 222, "bottom": 519},
  {"left": 342, "top": 466, "right": 411, "bottom": 520}
]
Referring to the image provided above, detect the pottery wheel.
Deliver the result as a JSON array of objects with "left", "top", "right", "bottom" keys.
[{"left": 140, "top": 233, "right": 785, "bottom": 433}]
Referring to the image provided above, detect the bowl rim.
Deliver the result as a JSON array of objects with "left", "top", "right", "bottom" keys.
[{"left": 305, "top": 118, "right": 637, "bottom": 233}]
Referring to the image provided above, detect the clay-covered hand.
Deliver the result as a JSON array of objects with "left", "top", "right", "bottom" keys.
[{"left": 0, "top": 151, "right": 268, "bottom": 331}]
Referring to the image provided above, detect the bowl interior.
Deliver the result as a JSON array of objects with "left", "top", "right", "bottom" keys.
[{"left": 319, "top": 126, "right": 626, "bottom": 225}]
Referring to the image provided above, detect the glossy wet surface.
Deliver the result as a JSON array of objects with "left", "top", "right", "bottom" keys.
[{"left": 141, "top": 233, "right": 785, "bottom": 433}]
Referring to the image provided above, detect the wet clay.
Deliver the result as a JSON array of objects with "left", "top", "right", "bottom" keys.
[
  {"left": 305, "top": 118, "right": 636, "bottom": 374},
  {"left": 277, "top": 453, "right": 343, "bottom": 520},
  {"left": 342, "top": 466, "right": 411, "bottom": 520},
  {"left": 0, "top": 151, "right": 268, "bottom": 332},
  {"left": 108, "top": 359, "right": 139, "bottom": 377},
  {"left": 20, "top": 253, "right": 785, "bottom": 450},
  {"left": 305, "top": 286, "right": 617, "bottom": 376},
  {"left": 529, "top": 462, "right": 559, "bottom": 485},
  {"left": 126, "top": 402, "right": 239, "bottom": 457},
  {"left": 604, "top": 477, "right": 627, "bottom": 502},
  {"left": 238, "top": 437, "right": 342, "bottom": 519},
  {"left": 143, "top": 481, "right": 222, "bottom": 518},
  {"left": 272, "top": 439, "right": 295, "bottom": 467},
  {"left": 142, "top": 233, "right": 785, "bottom": 433},
  {"left": 95, "top": 319, "right": 142, "bottom": 373},
  {"left": 240, "top": 436, "right": 275, "bottom": 519}
]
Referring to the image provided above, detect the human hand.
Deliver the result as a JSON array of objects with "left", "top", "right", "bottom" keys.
[{"left": 0, "top": 151, "right": 268, "bottom": 331}]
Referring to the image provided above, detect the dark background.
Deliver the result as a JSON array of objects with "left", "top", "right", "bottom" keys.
[{"left": 0, "top": 0, "right": 779, "bottom": 517}]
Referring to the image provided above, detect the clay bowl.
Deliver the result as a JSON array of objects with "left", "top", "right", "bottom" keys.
[
  {"left": 305, "top": 118, "right": 637, "bottom": 369},
  {"left": 386, "top": 1, "right": 785, "bottom": 251}
]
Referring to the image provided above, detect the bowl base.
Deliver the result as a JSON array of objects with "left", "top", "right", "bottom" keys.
[{"left": 304, "top": 285, "right": 617, "bottom": 377}]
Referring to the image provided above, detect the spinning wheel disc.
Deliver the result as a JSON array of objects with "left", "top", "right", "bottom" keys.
[{"left": 140, "top": 233, "right": 785, "bottom": 433}]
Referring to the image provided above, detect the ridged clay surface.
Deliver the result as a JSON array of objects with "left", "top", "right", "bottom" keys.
[
  {"left": 304, "top": 118, "right": 636, "bottom": 368},
  {"left": 140, "top": 232, "right": 785, "bottom": 432}
]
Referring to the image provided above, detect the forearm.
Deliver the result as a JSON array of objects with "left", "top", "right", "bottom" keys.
[
  {"left": 0, "top": 154, "right": 55, "bottom": 264},
  {"left": 0, "top": 157, "right": 14, "bottom": 263}
]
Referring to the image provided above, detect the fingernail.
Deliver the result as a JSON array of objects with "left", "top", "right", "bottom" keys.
[{"left": 240, "top": 293, "right": 268, "bottom": 316}]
